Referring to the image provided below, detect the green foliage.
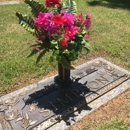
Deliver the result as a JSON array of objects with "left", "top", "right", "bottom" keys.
[
  {"left": 81, "top": 40, "right": 91, "bottom": 52},
  {"left": 98, "top": 120, "right": 129, "bottom": 130},
  {"left": 24, "top": 0, "right": 48, "bottom": 17},
  {"left": 36, "top": 50, "right": 47, "bottom": 63},
  {"left": 57, "top": 55, "right": 75, "bottom": 69},
  {"left": 16, "top": 12, "right": 35, "bottom": 33}
]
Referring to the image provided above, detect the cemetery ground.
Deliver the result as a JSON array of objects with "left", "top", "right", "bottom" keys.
[{"left": 0, "top": 0, "right": 130, "bottom": 129}]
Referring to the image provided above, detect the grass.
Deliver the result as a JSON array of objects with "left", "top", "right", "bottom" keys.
[
  {"left": 83, "top": 119, "right": 130, "bottom": 130},
  {"left": 97, "top": 120, "right": 129, "bottom": 130},
  {"left": 0, "top": 0, "right": 130, "bottom": 95}
]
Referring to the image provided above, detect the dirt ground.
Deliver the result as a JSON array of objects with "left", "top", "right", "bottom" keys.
[{"left": 66, "top": 87, "right": 130, "bottom": 130}]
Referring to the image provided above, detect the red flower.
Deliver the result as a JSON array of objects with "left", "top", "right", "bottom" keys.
[
  {"left": 59, "top": 40, "right": 68, "bottom": 49},
  {"left": 45, "top": 0, "right": 61, "bottom": 7},
  {"left": 63, "top": 35, "right": 69, "bottom": 41},
  {"left": 52, "top": 14, "right": 64, "bottom": 26}
]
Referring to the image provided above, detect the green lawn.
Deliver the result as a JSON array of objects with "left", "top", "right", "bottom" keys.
[
  {"left": 97, "top": 120, "right": 129, "bottom": 130},
  {"left": 0, "top": 0, "right": 130, "bottom": 95}
]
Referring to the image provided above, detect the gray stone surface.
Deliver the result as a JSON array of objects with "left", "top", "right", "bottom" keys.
[
  {"left": 0, "top": 1, "right": 19, "bottom": 5},
  {"left": 0, "top": 124, "right": 3, "bottom": 130},
  {"left": 48, "top": 79, "right": 130, "bottom": 130}
]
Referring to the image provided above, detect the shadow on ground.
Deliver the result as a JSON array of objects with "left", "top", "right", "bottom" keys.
[
  {"left": 23, "top": 77, "right": 94, "bottom": 130},
  {"left": 87, "top": 0, "right": 130, "bottom": 10}
]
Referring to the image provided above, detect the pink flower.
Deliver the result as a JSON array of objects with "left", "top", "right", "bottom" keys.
[
  {"left": 75, "top": 14, "right": 85, "bottom": 26},
  {"left": 59, "top": 40, "right": 68, "bottom": 49},
  {"left": 84, "top": 34, "right": 90, "bottom": 39},
  {"left": 84, "top": 19, "right": 92, "bottom": 30},
  {"left": 83, "top": 13, "right": 92, "bottom": 30},
  {"left": 86, "top": 13, "right": 91, "bottom": 19},
  {"left": 45, "top": 0, "right": 61, "bottom": 7},
  {"left": 65, "top": 26, "right": 79, "bottom": 40},
  {"left": 34, "top": 12, "right": 53, "bottom": 30},
  {"left": 63, "top": 12, "right": 75, "bottom": 27},
  {"left": 48, "top": 25, "right": 61, "bottom": 40},
  {"left": 60, "top": 10, "right": 67, "bottom": 14}
]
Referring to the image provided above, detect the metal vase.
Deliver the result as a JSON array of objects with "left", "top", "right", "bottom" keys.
[{"left": 58, "top": 62, "right": 71, "bottom": 82}]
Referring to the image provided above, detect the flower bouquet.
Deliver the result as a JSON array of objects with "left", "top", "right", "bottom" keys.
[{"left": 16, "top": 0, "right": 92, "bottom": 82}]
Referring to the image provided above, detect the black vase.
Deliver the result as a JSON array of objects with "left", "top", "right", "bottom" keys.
[
  {"left": 58, "top": 62, "right": 70, "bottom": 82},
  {"left": 57, "top": 62, "right": 72, "bottom": 91}
]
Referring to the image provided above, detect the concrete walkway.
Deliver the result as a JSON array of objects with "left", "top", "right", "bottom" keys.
[{"left": 0, "top": 1, "right": 19, "bottom": 5}]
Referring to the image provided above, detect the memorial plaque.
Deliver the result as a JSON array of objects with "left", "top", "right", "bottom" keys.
[{"left": 0, "top": 58, "right": 130, "bottom": 130}]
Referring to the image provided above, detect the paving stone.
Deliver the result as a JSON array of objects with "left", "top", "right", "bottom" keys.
[
  {"left": 0, "top": 124, "right": 3, "bottom": 130},
  {"left": 0, "top": 1, "right": 19, "bottom": 5}
]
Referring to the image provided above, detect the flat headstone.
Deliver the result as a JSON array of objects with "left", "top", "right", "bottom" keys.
[{"left": 0, "top": 58, "right": 130, "bottom": 130}]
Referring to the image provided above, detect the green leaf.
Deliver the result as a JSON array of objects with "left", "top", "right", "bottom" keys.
[
  {"left": 57, "top": 55, "right": 75, "bottom": 69},
  {"left": 81, "top": 40, "right": 91, "bottom": 51},
  {"left": 36, "top": 50, "right": 47, "bottom": 64},
  {"left": 16, "top": 12, "right": 35, "bottom": 33},
  {"left": 50, "top": 40, "right": 59, "bottom": 49},
  {"left": 24, "top": 0, "right": 48, "bottom": 17},
  {"left": 27, "top": 49, "right": 38, "bottom": 58},
  {"left": 53, "top": 50, "right": 59, "bottom": 56}
]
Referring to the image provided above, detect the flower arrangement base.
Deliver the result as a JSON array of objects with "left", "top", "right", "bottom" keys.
[
  {"left": 55, "top": 76, "right": 72, "bottom": 92},
  {"left": 58, "top": 62, "right": 71, "bottom": 82},
  {"left": 0, "top": 58, "right": 130, "bottom": 130},
  {"left": 57, "top": 62, "right": 72, "bottom": 92}
]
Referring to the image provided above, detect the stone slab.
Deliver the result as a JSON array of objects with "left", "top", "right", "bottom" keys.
[
  {"left": 48, "top": 79, "right": 130, "bottom": 130},
  {"left": 0, "top": 1, "right": 19, "bottom": 5},
  {"left": 0, "top": 57, "right": 130, "bottom": 130}
]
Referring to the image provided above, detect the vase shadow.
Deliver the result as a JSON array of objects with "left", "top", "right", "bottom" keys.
[{"left": 22, "top": 76, "right": 98, "bottom": 130}]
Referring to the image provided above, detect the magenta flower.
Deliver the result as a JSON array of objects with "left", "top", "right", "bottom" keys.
[
  {"left": 86, "top": 13, "right": 91, "bottom": 19},
  {"left": 60, "top": 10, "right": 67, "bottom": 14},
  {"left": 65, "top": 26, "right": 79, "bottom": 40},
  {"left": 84, "top": 34, "right": 90, "bottom": 39},
  {"left": 48, "top": 25, "right": 61, "bottom": 40},
  {"left": 34, "top": 12, "right": 53, "bottom": 30},
  {"left": 62, "top": 12, "right": 75, "bottom": 27},
  {"left": 83, "top": 13, "right": 92, "bottom": 30},
  {"left": 84, "top": 19, "right": 92, "bottom": 30}
]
